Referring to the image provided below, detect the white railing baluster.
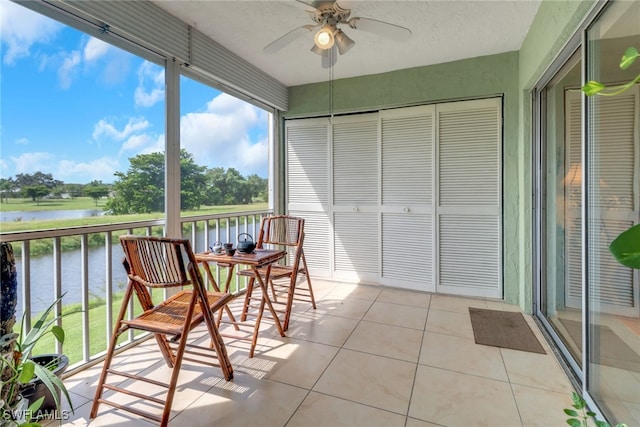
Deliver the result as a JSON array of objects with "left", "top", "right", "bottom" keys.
[
  {"left": 105, "top": 231, "right": 113, "bottom": 345},
  {"left": 190, "top": 220, "right": 197, "bottom": 245},
  {"left": 81, "top": 234, "right": 90, "bottom": 362},
  {"left": 0, "top": 209, "right": 272, "bottom": 371},
  {"left": 21, "top": 240, "right": 31, "bottom": 331},
  {"left": 53, "top": 237, "right": 63, "bottom": 355}
]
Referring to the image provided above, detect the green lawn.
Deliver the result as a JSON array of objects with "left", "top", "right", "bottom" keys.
[
  {"left": 0, "top": 197, "right": 104, "bottom": 212},
  {"left": 0, "top": 202, "right": 268, "bottom": 233}
]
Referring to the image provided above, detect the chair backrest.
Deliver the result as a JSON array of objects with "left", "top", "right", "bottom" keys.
[
  {"left": 256, "top": 215, "right": 305, "bottom": 265},
  {"left": 120, "top": 235, "right": 200, "bottom": 289}
]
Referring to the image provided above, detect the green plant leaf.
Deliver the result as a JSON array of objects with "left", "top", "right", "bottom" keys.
[
  {"left": 19, "top": 293, "right": 66, "bottom": 359},
  {"left": 570, "top": 391, "right": 585, "bottom": 408},
  {"left": 566, "top": 419, "right": 582, "bottom": 427},
  {"left": 609, "top": 223, "right": 640, "bottom": 269},
  {"left": 564, "top": 409, "right": 579, "bottom": 417},
  {"left": 18, "top": 360, "right": 35, "bottom": 383},
  {"left": 620, "top": 47, "right": 639, "bottom": 70},
  {"left": 51, "top": 325, "right": 65, "bottom": 344},
  {"left": 32, "top": 363, "right": 61, "bottom": 410},
  {"left": 32, "top": 362, "right": 74, "bottom": 414},
  {"left": 26, "top": 395, "right": 45, "bottom": 413},
  {"left": 582, "top": 81, "right": 605, "bottom": 96}
]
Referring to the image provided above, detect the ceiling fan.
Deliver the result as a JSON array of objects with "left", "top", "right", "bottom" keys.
[{"left": 264, "top": 0, "right": 412, "bottom": 68}]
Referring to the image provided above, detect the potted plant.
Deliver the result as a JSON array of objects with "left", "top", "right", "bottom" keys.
[
  {"left": 0, "top": 296, "right": 73, "bottom": 426},
  {"left": 565, "top": 391, "right": 627, "bottom": 427},
  {"left": 1, "top": 243, "right": 73, "bottom": 426}
]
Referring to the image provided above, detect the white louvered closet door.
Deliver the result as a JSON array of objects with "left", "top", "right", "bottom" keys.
[
  {"left": 332, "top": 114, "right": 379, "bottom": 282},
  {"left": 566, "top": 88, "right": 639, "bottom": 317},
  {"left": 286, "top": 119, "right": 332, "bottom": 277},
  {"left": 380, "top": 106, "right": 435, "bottom": 291},
  {"left": 437, "top": 98, "right": 502, "bottom": 298}
]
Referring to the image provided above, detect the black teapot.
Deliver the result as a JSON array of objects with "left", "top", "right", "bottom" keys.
[{"left": 237, "top": 233, "right": 256, "bottom": 254}]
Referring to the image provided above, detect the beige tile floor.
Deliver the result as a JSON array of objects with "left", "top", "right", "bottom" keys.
[{"left": 51, "top": 280, "right": 577, "bottom": 427}]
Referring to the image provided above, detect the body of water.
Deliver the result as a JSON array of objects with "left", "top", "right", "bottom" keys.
[
  {"left": 9, "top": 215, "right": 252, "bottom": 319},
  {"left": 1, "top": 209, "right": 105, "bottom": 223}
]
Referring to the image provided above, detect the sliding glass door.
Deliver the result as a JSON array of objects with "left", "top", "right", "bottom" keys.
[
  {"left": 585, "top": 1, "right": 640, "bottom": 421},
  {"left": 538, "top": 49, "right": 584, "bottom": 370},
  {"left": 536, "top": 1, "right": 640, "bottom": 425}
]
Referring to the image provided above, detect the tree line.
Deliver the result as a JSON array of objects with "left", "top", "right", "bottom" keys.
[{"left": 0, "top": 150, "right": 268, "bottom": 213}]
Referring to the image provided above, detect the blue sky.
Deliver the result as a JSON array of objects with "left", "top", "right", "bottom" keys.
[{"left": 0, "top": 0, "right": 269, "bottom": 184}]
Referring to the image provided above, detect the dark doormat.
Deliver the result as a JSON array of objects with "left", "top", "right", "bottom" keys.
[
  {"left": 469, "top": 308, "right": 546, "bottom": 354},
  {"left": 559, "top": 318, "right": 640, "bottom": 373}
]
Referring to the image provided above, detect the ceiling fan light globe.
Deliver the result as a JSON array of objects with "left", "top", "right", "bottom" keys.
[
  {"left": 334, "top": 29, "right": 355, "bottom": 55},
  {"left": 314, "top": 25, "right": 335, "bottom": 50}
]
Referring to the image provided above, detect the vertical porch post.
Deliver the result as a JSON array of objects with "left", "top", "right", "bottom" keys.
[{"left": 165, "top": 58, "right": 181, "bottom": 238}]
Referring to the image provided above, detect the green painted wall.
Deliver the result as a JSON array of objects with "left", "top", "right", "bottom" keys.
[
  {"left": 283, "top": 0, "right": 596, "bottom": 312},
  {"left": 286, "top": 52, "right": 518, "bottom": 118}
]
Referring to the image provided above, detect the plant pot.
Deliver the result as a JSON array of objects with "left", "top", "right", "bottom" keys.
[{"left": 20, "top": 354, "right": 69, "bottom": 419}]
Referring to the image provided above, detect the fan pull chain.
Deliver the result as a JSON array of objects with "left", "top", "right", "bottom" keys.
[{"left": 329, "top": 51, "right": 334, "bottom": 123}]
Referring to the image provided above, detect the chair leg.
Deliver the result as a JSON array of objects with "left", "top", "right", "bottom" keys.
[
  {"left": 282, "top": 257, "right": 316, "bottom": 331},
  {"left": 301, "top": 253, "right": 317, "bottom": 310},
  {"left": 159, "top": 329, "right": 191, "bottom": 426},
  {"left": 197, "top": 291, "right": 234, "bottom": 381},
  {"left": 90, "top": 283, "right": 135, "bottom": 419},
  {"left": 282, "top": 274, "right": 296, "bottom": 332},
  {"left": 249, "top": 292, "right": 267, "bottom": 358}
]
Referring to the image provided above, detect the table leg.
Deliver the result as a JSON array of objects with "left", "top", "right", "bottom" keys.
[
  {"left": 251, "top": 264, "right": 285, "bottom": 338},
  {"left": 201, "top": 261, "right": 239, "bottom": 330}
]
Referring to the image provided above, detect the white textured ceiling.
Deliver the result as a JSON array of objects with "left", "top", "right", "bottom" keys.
[{"left": 152, "top": 0, "right": 542, "bottom": 87}]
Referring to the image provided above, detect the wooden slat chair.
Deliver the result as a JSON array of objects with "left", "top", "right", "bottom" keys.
[
  {"left": 90, "top": 235, "right": 233, "bottom": 427},
  {"left": 238, "top": 215, "right": 316, "bottom": 331}
]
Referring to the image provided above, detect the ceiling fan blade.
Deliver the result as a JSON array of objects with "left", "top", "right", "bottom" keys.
[
  {"left": 347, "top": 17, "right": 412, "bottom": 42},
  {"left": 295, "top": 0, "right": 318, "bottom": 10},
  {"left": 264, "top": 25, "right": 316, "bottom": 54}
]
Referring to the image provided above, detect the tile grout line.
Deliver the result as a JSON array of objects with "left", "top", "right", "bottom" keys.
[
  {"left": 402, "top": 292, "right": 434, "bottom": 427},
  {"left": 283, "top": 285, "right": 379, "bottom": 426}
]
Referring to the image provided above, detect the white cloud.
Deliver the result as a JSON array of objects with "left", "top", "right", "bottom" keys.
[
  {"left": 91, "top": 116, "right": 163, "bottom": 158},
  {"left": 56, "top": 157, "right": 120, "bottom": 183},
  {"left": 83, "top": 37, "right": 110, "bottom": 63},
  {"left": 57, "top": 50, "right": 81, "bottom": 89},
  {"left": 10, "top": 152, "right": 55, "bottom": 175},
  {"left": 92, "top": 117, "right": 150, "bottom": 141},
  {"left": 8, "top": 152, "right": 119, "bottom": 184},
  {"left": 120, "top": 133, "right": 157, "bottom": 154},
  {"left": 180, "top": 93, "right": 268, "bottom": 176},
  {"left": 16, "top": 137, "right": 29, "bottom": 145},
  {"left": 0, "top": 1, "right": 62, "bottom": 65},
  {"left": 134, "top": 61, "right": 164, "bottom": 107}
]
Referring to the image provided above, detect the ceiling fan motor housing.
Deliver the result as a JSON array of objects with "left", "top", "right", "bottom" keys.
[{"left": 310, "top": 1, "right": 351, "bottom": 25}]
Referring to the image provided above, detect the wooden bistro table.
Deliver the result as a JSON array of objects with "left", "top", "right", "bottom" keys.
[{"left": 195, "top": 249, "right": 286, "bottom": 357}]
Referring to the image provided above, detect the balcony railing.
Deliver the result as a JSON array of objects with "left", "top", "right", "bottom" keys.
[{"left": 0, "top": 208, "right": 272, "bottom": 375}]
